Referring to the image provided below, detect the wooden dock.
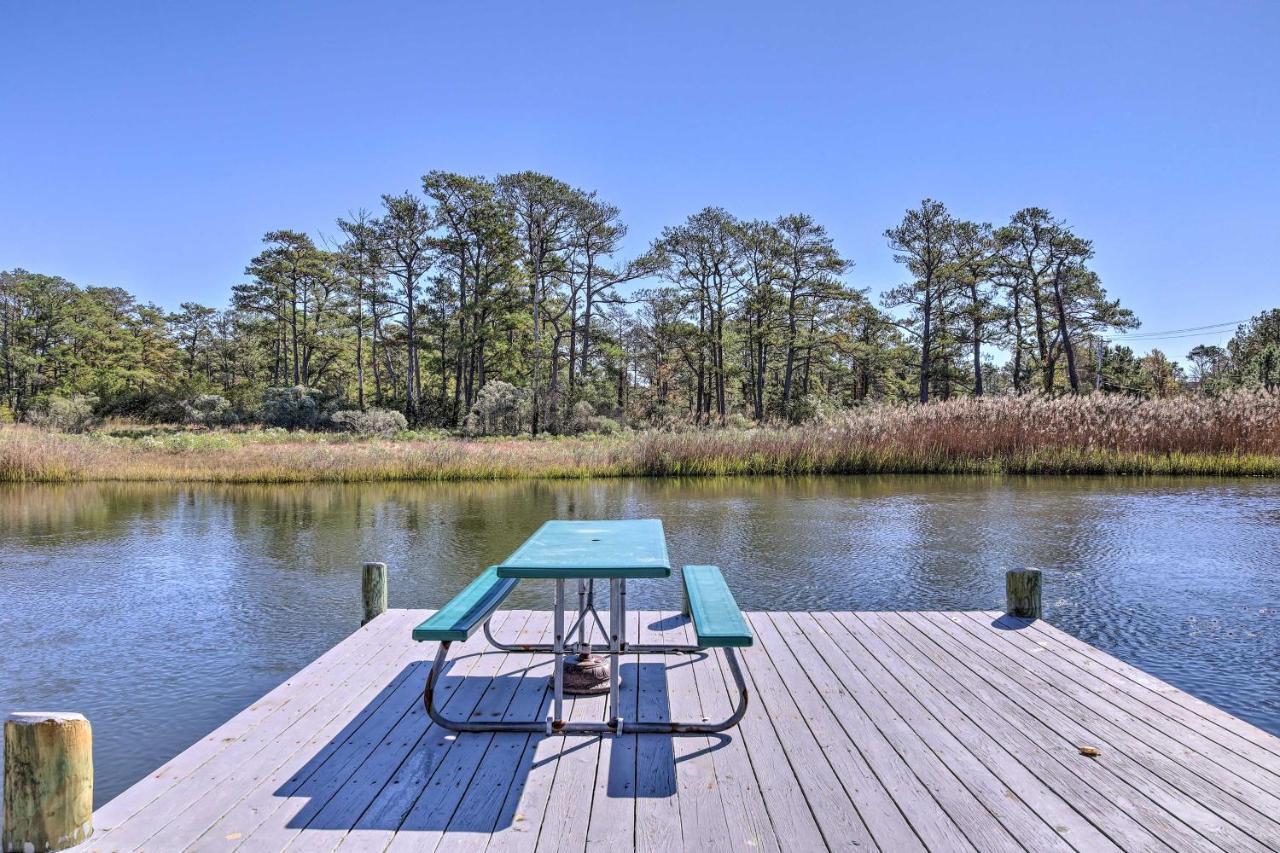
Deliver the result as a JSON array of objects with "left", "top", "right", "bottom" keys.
[{"left": 72, "top": 609, "right": 1280, "bottom": 852}]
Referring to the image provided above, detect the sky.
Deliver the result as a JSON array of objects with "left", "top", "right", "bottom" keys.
[{"left": 2, "top": 1, "right": 1277, "bottom": 358}]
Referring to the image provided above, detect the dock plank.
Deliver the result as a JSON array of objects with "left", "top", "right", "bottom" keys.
[
  {"left": 755, "top": 612, "right": 929, "bottom": 852},
  {"left": 1021, "top": 616, "right": 1280, "bottom": 764},
  {"left": 193, "top": 616, "right": 447, "bottom": 852},
  {"left": 244, "top": 611, "right": 521, "bottom": 852},
  {"left": 535, "top": 610, "right": 610, "bottom": 853},
  {"left": 793, "top": 611, "right": 1006, "bottom": 852},
  {"left": 88, "top": 610, "right": 423, "bottom": 852},
  {"left": 156, "top": 615, "right": 438, "bottom": 852},
  {"left": 583, "top": 610, "right": 641, "bottom": 853},
  {"left": 93, "top": 610, "right": 419, "bottom": 837},
  {"left": 952, "top": 612, "right": 1280, "bottom": 847},
  {"left": 832, "top": 612, "right": 1097, "bottom": 851},
  {"left": 666, "top": 614, "right": 733, "bottom": 853},
  {"left": 740, "top": 612, "right": 879, "bottom": 851},
  {"left": 689, "top": 627, "right": 781, "bottom": 853},
  {"left": 63, "top": 610, "right": 1280, "bottom": 853},
  {"left": 920, "top": 612, "right": 1275, "bottom": 852},
  {"left": 713, "top": 620, "right": 827, "bottom": 853},
  {"left": 633, "top": 611, "right": 683, "bottom": 853},
  {"left": 865, "top": 612, "right": 1165, "bottom": 852},
  {"left": 434, "top": 613, "right": 557, "bottom": 853},
  {"left": 999, "top": 615, "right": 1280, "bottom": 781},
  {"left": 373, "top": 612, "right": 551, "bottom": 853}
]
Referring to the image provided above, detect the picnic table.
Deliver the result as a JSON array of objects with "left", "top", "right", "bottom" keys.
[{"left": 412, "top": 519, "right": 752, "bottom": 735}]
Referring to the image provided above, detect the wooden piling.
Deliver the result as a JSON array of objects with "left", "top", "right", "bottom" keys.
[
  {"left": 362, "top": 561, "right": 388, "bottom": 625},
  {"left": 1005, "top": 568, "right": 1043, "bottom": 619},
  {"left": 3, "top": 712, "right": 93, "bottom": 852}
]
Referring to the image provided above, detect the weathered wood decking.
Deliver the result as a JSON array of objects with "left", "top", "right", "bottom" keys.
[{"left": 74, "top": 609, "right": 1280, "bottom": 852}]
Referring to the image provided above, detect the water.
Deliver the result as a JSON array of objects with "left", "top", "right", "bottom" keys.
[{"left": 1, "top": 476, "right": 1277, "bottom": 805}]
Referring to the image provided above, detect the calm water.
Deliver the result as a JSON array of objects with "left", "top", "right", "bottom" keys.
[{"left": 1, "top": 476, "right": 1278, "bottom": 805}]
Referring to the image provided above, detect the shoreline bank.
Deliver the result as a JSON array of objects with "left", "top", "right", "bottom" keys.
[{"left": 5, "top": 426, "right": 1279, "bottom": 483}]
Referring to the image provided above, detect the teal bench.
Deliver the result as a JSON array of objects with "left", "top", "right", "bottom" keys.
[
  {"left": 681, "top": 565, "right": 753, "bottom": 648},
  {"left": 412, "top": 567, "right": 519, "bottom": 642}
]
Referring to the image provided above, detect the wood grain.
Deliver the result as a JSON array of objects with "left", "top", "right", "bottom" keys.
[{"left": 63, "top": 610, "right": 1280, "bottom": 852}]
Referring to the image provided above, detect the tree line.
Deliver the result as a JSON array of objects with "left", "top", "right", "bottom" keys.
[{"left": 3, "top": 172, "right": 1278, "bottom": 433}]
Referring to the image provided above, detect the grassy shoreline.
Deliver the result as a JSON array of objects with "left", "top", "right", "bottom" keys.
[
  {"left": 11, "top": 446, "right": 1280, "bottom": 482},
  {"left": 6, "top": 391, "right": 1280, "bottom": 482}
]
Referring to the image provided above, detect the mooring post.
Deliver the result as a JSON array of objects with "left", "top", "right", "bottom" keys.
[
  {"left": 3, "top": 712, "right": 93, "bottom": 852},
  {"left": 1005, "top": 568, "right": 1043, "bottom": 619},
  {"left": 362, "top": 561, "right": 388, "bottom": 625}
]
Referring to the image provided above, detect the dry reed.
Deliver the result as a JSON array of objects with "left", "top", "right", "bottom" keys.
[{"left": 4, "top": 391, "right": 1280, "bottom": 483}]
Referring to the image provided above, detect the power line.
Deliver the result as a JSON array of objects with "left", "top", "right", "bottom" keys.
[
  {"left": 1110, "top": 320, "right": 1245, "bottom": 340},
  {"left": 1110, "top": 330, "right": 1237, "bottom": 342},
  {"left": 1113, "top": 320, "right": 1243, "bottom": 337}
]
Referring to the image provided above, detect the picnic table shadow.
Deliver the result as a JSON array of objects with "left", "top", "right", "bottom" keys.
[{"left": 277, "top": 648, "right": 735, "bottom": 833}]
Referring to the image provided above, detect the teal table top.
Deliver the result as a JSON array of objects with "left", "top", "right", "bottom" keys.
[{"left": 496, "top": 519, "right": 672, "bottom": 579}]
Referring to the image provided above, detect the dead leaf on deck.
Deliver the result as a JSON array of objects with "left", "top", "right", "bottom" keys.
[
  {"left": 225, "top": 832, "right": 242, "bottom": 841},
  {"left": 1078, "top": 745, "right": 1101, "bottom": 757}
]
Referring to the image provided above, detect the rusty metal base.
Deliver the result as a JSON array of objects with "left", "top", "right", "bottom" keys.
[{"left": 557, "top": 655, "right": 614, "bottom": 695}]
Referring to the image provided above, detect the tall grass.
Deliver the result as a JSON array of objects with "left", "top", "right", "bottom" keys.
[{"left": 5, "top": 391, "right": 1280, "bottom": 483}]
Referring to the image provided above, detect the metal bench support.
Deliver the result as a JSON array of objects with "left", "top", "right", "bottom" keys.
[
  {"left": 423, "top": 642, "right": 748, "bottom": 735},
  {"left": 424, "top": 560, "right": 752, "bottom": 735}
]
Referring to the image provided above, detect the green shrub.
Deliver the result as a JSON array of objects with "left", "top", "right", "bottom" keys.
[
  {"left": 465, "top": 381, "right": 528, "bottom": 436},
  {"left": 331, "top": 408, "right": 408, "bottom": 437},
  {"left": 183, "top": 394, "right": 238, "bottom": 428},
  {"left": 567, "top": 401, "right": 595, "bottom": 434},
  {"left": 259, "top": 386, "right": 329, "bottom": 430},
  {"left": 26, "top": 394, "right": 100, "bottom": 433},
  {"left": 786, "top": 394, "right": 840, "bottom": 425},
  {"left": 584, "top": 415, "right": 622, "bottom": 435}
]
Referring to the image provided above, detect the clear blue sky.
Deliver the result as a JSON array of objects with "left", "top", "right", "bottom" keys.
[{"left": 2, "top": 1, "right": 1277, "bottom": 357}]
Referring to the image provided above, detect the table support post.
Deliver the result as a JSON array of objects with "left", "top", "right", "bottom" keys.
[
  {"left": 576, "top": 579, "right": 588, "bottom": 654},
  {"left": 553, "top": 579, "right": 565, "bottom": 727},
  {"left": 608, "top": 579, "right": 622, "bottom": 731}
]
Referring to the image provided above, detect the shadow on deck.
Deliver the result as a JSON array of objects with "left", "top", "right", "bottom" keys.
[
  {"left": 277, "top": 656, "right": 692, "bottom": 834},
  {"left": 78, "top": 609, "right": 1280, "bottom": 852}
]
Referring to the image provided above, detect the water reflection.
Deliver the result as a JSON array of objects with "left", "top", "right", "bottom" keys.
[{"left": 1, "top": 475, "right": 1277, "bottom": 805}]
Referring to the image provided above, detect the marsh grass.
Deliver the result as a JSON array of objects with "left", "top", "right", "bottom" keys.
[{"left": 5, "top": 391, "right": 1280, "bottom": 483}]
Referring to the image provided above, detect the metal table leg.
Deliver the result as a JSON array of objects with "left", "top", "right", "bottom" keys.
[
  {"left": 559, "top": 576, "right": 611, "bottom": 694},
  {"left": 576, "top": 578, "right": 588, "bottom": 653},
  {"left": 551, "top": 578, "right": 565, "bottom": 731},
  {"left": 608, "top": 577, "right": 622, "bottom": 732}
]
